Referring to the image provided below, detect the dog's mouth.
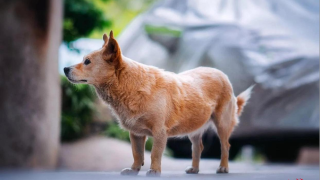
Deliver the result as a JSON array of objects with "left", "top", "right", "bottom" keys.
[{"left": 67, "top": 78, "right": 87, "bottom": 83}]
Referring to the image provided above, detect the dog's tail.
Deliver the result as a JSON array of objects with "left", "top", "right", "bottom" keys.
[{"left": 236, "top": 85, "right": 255, "bottom": 116}]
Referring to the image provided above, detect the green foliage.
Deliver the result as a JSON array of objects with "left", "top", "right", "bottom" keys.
[
  {"left": 61, "top": 76, "right": 96, "bottom": 141},
  {"left": 89, "top": 0, "right": 156, "bottom": 38},
  {"left": 145, "top": 25, "right": 182, "bottom": 37},
  {"left": 63, "top": 0, "right": 111, "bottom": 42}
]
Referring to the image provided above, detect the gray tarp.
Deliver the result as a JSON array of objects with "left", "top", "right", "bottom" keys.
[{"left": 117, "top": 0, "right": 319, "bottom": 136}]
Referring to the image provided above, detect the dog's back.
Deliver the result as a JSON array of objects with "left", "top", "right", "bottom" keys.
[{"left": 153, "top": 66, "right": 235, "bottom": 136}]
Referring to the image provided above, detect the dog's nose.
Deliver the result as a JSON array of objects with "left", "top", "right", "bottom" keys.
[{"left": 64, "top": 67, "right": 70, "bottom": 75}]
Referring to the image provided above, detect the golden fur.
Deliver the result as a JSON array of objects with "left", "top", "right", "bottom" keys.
[{"left": 64, "top": 31, "right": 253, "bottom": 176}]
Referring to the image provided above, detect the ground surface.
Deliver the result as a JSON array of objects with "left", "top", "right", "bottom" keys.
[
  {"left": 1, "top": 136, "right": 318, "bottom": 179},
  {"left": 1, "top": 167, "right": 318, "bottom": 180}
]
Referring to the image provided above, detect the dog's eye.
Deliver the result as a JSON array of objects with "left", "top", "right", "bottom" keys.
[{"left": 84, "top": 59, "right": 91, "bottom": 65}]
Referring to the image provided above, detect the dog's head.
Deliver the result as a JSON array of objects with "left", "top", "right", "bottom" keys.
[{"left": 64, "top": 31, "right": 122, "bottom": 85}]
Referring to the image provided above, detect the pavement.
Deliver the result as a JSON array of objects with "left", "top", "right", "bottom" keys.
[
  {"left": 0, "top": 136, "right": 318, "bottom": 179},
  {"left": 0, "top": 166, "right": 318, "bottom": 180}
]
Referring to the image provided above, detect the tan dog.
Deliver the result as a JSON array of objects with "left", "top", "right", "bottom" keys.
[{"left": 64, "top": 31, "right": 253, "bottom": 176}]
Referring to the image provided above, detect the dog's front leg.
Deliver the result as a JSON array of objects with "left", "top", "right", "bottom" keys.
[
  {"left": 185, "top": 134, "right": 203, "bottom": 174},
  {"left": 121, "top": 132, "right": 146, "bottom": 175},
  {"left": 146, "top": 129, "right": 167, "bottom": 176}
]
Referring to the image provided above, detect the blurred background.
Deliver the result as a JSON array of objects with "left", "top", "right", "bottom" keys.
[{"left": 0, "top": 0, "right": 319, "bottom": 175}]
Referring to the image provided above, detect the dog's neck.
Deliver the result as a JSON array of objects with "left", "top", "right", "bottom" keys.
[{"left": 93, "top": 55, "right": 152, "bottom": 120}]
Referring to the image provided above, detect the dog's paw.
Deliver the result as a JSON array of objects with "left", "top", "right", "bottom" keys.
[
  {"left": 185, "top": 166, "right": 199, "bottom": 174},
  {"left": 216, "top": 166, "right": 229, "bottom": 174},
  {"left": 146, "top": 169, "right": 161, "bottom": 177},
  {"left": 120, "top": 168, "right": 139, "bottom": 176}
]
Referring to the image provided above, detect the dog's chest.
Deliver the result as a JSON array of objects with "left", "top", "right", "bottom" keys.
[
  {"left": 118, "top": 116, "right": 152, "bottom": 136},
  {"left": 98, "top": 98, "right": 149, "bottom": 134},
  {"left": 95, "top": 85, "right": 152, "bottom": 136}
]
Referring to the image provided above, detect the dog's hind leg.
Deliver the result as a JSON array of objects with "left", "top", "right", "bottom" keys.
[
  {"left": 215, "top": 125, "right": 233, "bottom": 173},
  {"left": 185, "top": 133, "right": 204, "bottom": 174},
  {"left": 213, "top": 100, "right": 237, "bottom": 174}
]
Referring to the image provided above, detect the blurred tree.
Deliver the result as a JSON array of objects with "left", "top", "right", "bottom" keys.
[
  {"left": 0, "top": 0, "right": 61, "bottom": 168},
  {"left": 63, "top": 0, "right": 111, "bottom": 42}
]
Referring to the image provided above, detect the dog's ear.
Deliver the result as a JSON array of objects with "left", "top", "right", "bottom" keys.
[
  {"left": 109, "top": 30, "right": 114, "bottom": 39},
  {"left": 106, "top": 31, "right": 118, "bottom": 55},
  {"left": 102, "top": 33, "right": 108, "bottom": 47},
  {"left": 103, "top": 30, "right": 121, "bottom": 65}
]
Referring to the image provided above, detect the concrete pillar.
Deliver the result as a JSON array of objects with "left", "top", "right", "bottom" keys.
[{"left": 0, "top": 0, "right": 62, "bottom": 168}]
